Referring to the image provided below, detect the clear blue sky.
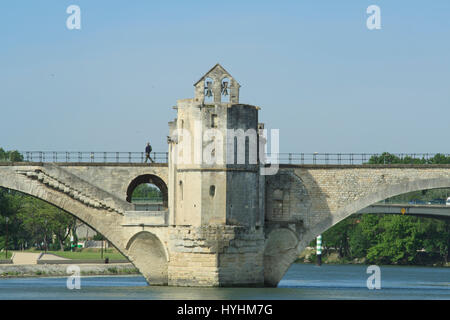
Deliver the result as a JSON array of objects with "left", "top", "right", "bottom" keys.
[{"left": 1, "top": 1, "right": 449, "bottom": 153}]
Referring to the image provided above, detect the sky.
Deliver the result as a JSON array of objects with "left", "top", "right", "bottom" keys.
[{"left": 0, "top": 0, "right": 449, "bottom": 154}]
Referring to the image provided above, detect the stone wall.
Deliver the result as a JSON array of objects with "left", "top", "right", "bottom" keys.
[{"left": 168, "top": 225, "right": 264, "bottom": 286}]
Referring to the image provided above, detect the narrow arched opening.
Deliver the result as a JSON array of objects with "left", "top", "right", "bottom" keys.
[{"left": 126, "top": 174, "right": 168, "bottom": 210}]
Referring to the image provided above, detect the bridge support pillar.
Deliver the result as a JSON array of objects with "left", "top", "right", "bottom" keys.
[{"left": 167, "top": 226, "right": 265, "bottom": 287}]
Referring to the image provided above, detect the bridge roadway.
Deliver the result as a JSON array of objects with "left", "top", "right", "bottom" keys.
[{"left": 358, "top": 203, "right": 450, "bottom": 218}]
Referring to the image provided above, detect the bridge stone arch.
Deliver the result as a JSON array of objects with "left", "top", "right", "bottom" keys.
[
  {"left": 125, "top": 231, "right": 169, "bottom": 285},
  {"left": 307, "top": 173, "right": 450, "bottom": 245},
  {"left": 0, "top": 166, "right": 127, "bottom": 256},
  {"left": 264, "top": 165, "right": 450, "bottom": 287},
  {"left": 126, "top": 174, "right": 168, "bottom": 208}
]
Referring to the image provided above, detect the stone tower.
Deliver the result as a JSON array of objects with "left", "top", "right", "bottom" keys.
[
  {"left": 168, "top": 64, "right": 265, "bottom": 228},
  {"left": 166, "top": 64, "right": 266, "bottom": 286}
]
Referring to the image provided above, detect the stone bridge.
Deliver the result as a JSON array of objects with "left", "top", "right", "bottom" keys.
[
  {"left": 1, "top": 162, "right": 449, "bottom": 287},
  {"left": 2, "top": 64, "right": 449, "bottom": 287}
]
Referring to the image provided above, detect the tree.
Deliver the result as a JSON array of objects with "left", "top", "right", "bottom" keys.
[
  {"left": 17, "top": 196, "right": 75, "bottom": 251},
  {"left": 0, "top": 148, "right": 23, "bottom": 162}
]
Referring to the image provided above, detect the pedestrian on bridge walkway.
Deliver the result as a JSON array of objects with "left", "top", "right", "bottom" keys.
[{"left": 145, "top": 142, "right": 154, "bottom": 163}]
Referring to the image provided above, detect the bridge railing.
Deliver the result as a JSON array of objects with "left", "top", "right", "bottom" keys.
[
  {"left": 275, "top": 153, "right": 450, "bottom": 165},
  {"left": 20, "top": 151, "right": 169, "bottom": 163},
  {"left": 10, "top": 152, "right": 450, "bottom": 165}
]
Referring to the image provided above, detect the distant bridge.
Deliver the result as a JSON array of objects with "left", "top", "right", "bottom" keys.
[{"left": 358, "top": 203, "right": 450, "bottom": 219}]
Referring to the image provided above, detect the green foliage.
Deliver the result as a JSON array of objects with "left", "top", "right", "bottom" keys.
[
  {"left": 367, "top": 152, "right": 450, "bottom": 165},
  {"left": 0, "top": 188, "right": 76, "bottom": 252},
  {"left": 131, "top": 183, "right": 162, "bottom": 201},
  {"left": 93, "top": 234, "right": 105, "bottom": 241},
  {"left": 322, "top": 213, "right": 450, "bottom": 266},
  {"left": 0, "top": 148, "right": 23, "bottom": 162}
]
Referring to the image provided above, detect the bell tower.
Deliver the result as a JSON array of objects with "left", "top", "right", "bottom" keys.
[
  {"left": 168, "top": 64, "right": 264, "bottom": 228},
  {"left": 193, "top": 63, "right": 240, "bottom": 104}
]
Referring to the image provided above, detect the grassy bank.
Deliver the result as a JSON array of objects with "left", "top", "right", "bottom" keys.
[
  {"left": 27, "top": 248, "right": 128, "bottom": 261},
  {"left": 0, "top": 251, "right": 13, "bottom": 260}
]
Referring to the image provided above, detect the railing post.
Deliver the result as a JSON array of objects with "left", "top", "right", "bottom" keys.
[
  {"left": 116, "top": 152, "right": 119, "bottom": 163},
  {"left": 289, "top": 153, "right": 292, "bottom": 164}
]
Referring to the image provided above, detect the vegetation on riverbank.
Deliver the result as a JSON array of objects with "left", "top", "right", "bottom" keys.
[
  {"left": 298, "top": 211, "right": 450, "bottom": 267},
  {"left": 0, "top": 251, "right": 13, "bottom": 260}
]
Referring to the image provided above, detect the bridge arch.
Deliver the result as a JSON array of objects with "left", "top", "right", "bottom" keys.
[
  {"left": 0, "top": 169, "right": 127, "bottom": 256},
  {"left": 125, "top": 231, "right": 169, "bottom": 285},
  {"left": 126, "top": 174, "right": 168, "bottom": 208},
  {"left": 264, "top": 173, "right": 450, "bottom": 287},
  {"left": 311, "top": 176, "right": 450, "bottom": 242}
]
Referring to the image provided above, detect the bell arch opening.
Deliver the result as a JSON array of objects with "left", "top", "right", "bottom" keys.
[{"left": 126, "top": 174, "right": 168, "bottom": 210}]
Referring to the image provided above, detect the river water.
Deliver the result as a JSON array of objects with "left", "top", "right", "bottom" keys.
[{"left": 0, "top": 264, "right": 448, "bottom": 300}]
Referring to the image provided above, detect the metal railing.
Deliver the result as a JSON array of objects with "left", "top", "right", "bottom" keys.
[
  {"left": 274, "top": 153, "right": 450, "bottom": 165},
  {"left": 20, "top": 151, "right": 168, "bottom": 163},
  {"left": 8, "top": 151, "right": 450, "bottom": 165}
]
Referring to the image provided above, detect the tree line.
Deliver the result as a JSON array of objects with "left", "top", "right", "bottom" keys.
[
  {"left": 1, "top": 189, "right": 76, "bottom": 251},
  {"left": 321, "top": 213, "right": 450, "bottom": 266}
]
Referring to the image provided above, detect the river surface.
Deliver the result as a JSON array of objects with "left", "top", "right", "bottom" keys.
[{"left": 0, "top": 264, "right": 449, "bottom": 300}]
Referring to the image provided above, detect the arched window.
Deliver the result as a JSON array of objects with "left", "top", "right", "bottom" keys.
[{"left": 126, "top": 174, "right": 168, "bottom": 211}]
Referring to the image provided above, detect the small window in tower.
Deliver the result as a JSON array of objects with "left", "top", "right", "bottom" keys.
[
  {"left": 209, "top": 185, "right": 216, "bottom": 197},
  {"left": 211, "top": 114, "right": 218, "bottom": 128},
  {"left": 179, "top": 180, "right": 183, "bottom": 201}
]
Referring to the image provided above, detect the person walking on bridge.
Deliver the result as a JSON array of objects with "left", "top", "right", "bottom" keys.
[{"left": 145, "top": 142, "right": 155, "bottom": 163}]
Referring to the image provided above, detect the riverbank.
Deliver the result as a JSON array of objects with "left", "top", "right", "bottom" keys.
[{"left": 0, "top": 263, "right": 139, "bottom": 278}]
